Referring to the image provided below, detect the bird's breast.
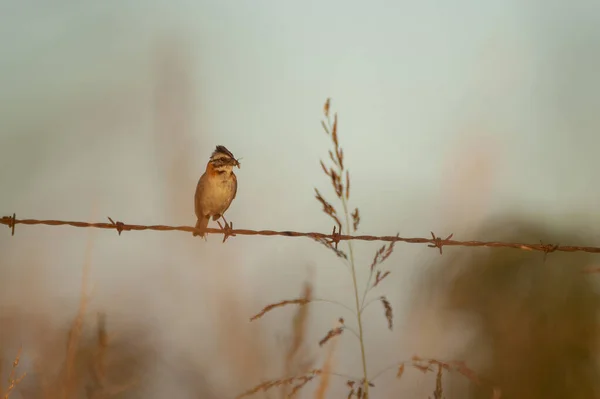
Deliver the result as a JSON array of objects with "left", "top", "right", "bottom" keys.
[{"left": 199, "top": 173, "right": 236, "bottom": 212}]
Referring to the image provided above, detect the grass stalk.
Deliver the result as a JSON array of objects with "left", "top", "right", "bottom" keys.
[{"left": 342, "top": 195, "right": 370, "bottom": 397}]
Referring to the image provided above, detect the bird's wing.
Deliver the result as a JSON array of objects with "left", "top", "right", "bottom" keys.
[
  {"left": 194, "top": 173, "right": 207, "bottom": 218},
  {"left": 232, "top": 172, "right": 238, "bottom": 200}
]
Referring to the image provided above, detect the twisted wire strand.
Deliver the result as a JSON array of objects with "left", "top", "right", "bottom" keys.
[{"left": 2, "top": 214, "right": 599, "bottom": 255}]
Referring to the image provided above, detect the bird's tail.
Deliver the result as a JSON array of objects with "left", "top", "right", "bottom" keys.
[{"left": 193, "top": 216, "right": 209, "bottom": 237}]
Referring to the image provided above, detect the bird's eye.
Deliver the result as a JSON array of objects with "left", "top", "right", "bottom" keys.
[{"left": 211, "top": 157, "right": 233, "bottom": 166}]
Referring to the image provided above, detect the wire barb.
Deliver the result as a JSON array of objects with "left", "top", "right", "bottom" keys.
[
  {"left": 540, "top": 240, "right": 559, "bottom": 261},
  {"left": 221, "top": 221, "right": 236, "bottom": 243},
  {"left": 107, "top": 217, "right": 127, "bottom": 236},
  {"left": 0, "top": 214, "right": 17, "bottom": 235},
  {"left": 330, "top": 225, "right": 341, "bottom": 249},
  {"left": 428, "top": 232, "right": 454, "bottom": 255},
  {"left": 6, "top": 213, "right": 17, "bottom": 236}
]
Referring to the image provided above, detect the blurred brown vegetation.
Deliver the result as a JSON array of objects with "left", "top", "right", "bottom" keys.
[{"left": 415, "top": 216, "right": 600, "bottom": 399}]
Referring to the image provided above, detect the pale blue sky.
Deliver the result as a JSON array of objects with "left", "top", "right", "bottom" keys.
[{"left": 1, "top": 1, "right": 599, "bottom": 397}]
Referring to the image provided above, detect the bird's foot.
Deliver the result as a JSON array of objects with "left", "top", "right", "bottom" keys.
[{"left": 217, "top": 218, "right": 235, "bottom": 243}]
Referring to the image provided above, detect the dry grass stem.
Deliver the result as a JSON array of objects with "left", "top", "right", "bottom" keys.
[
  {"left": 85, "top": 313, "right": 109, "bottom": 397},
  {"left": 85, "top": 313, "right": 138, "bottom": 398},
  {"left": 314, "top": 324, "right": 339, "bottom": 399},
  {"left": 62, "top": 226, "right": 95, "bottom": 399},
  {"left": 285, "top": 282, "right": 313, "bottom": 365},
  {"left": 316, "top": 98, "right": 371, "bottom": 397},
  {"left": 396, "top": 364, "right": 405, "bottom": 379},
  {"left": 235, "top": 370, "right": 322, "bottom": 399},
  {"left": 345, "top": 170, "right": 350, "bottom": 200},
  {"left": 249, "top": 299, "right": 311, "bottom": 322},
  {"left": 1, "top": 347, "right": 26, "bottom": 399},
  {"left": 432, "top": 363, "right": 444, "bottom": 399},
  {"left": 281, "top": 280, "right": 315, "bottom": 398}
]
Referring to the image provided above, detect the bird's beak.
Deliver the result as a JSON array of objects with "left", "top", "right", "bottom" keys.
[{"left": 233, "top": 158, "right": 241, "bottom": 168}]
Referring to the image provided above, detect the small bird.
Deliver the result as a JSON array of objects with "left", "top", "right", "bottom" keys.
[{"left": 193, "top": 145, "right": 240, "bottom": 238}]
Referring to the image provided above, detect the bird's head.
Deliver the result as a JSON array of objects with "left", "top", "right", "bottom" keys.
[{"left": 208, "top": 145, "right": 240, "bottom": 173}]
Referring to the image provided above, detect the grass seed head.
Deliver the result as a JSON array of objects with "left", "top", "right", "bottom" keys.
[
  {"left": 351, "top": 208, "right": 360, "bottom": 231},
  {"left": 373, "top": 271, "right": 391, "bottom": 288},
  {"left": 396, "top": 363, "right": 405, "bottom": 379},
  {"left": 250, "top": 299, "right": 310, "bottom": 322},
  {"left": 379, "top": 296, "right": 393, "bottom": 330},
  {"left": 318, "top": 327, "right": 343, "bottom": 347},
  {"left": 236, "top": 370, "right": 322, "bottom": 399},
  {"left": 323, "top": 98, "right": 330, "bottom": 118}
]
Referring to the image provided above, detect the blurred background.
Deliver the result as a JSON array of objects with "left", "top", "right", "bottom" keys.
[{"left": 1, "top": 1, "right": 599, "bottom": 398}]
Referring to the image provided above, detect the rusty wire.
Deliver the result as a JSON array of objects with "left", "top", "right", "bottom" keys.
[{"left": 1, "top": 213, "right": 600, "bottom": 255}]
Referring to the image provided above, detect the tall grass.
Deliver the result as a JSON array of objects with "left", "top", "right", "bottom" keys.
[
  {"left": 240, "top": 99, "right": 498, "bottom": 399},
  {"left": 0, "top": 231, "right": 143, "bottom": 399}
]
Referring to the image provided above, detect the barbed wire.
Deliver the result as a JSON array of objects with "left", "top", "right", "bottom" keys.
[{"left": 2, "top": 213, "right": 600, "bottom": 256}]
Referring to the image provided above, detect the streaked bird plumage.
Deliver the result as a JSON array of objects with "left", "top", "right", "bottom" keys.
[{"left": 193, "top": 145, "right": 240, "bottom": 238}]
